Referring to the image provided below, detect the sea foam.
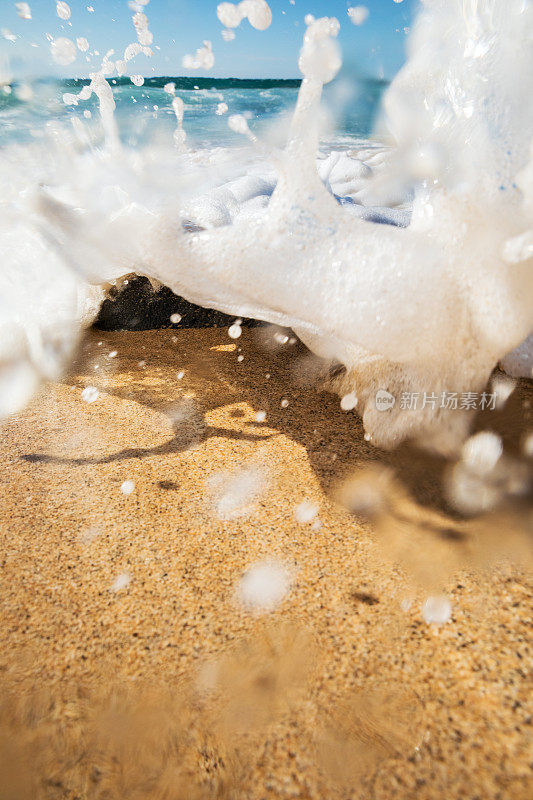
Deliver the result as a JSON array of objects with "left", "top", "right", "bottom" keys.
[{"left": 0, "top": 0, "right": 532, "bottom": 454}]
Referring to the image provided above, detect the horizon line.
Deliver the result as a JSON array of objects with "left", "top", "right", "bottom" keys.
[{"left": 56, "top": 74, "right": 389, "bottom": 84}]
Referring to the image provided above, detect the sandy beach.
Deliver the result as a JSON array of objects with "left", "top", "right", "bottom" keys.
[{"left": 0, "top": 326, "right": 531, "bottom": 799}]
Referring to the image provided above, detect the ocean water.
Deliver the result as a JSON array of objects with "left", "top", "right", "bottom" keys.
[{"left": 0, "top": 75, "right": 387, "bottom": 149}]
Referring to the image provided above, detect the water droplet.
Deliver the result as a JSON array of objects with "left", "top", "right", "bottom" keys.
[
  {"left": 340, "top": 392, "right": 358, "bottom": 411},
  {"left": 422, "top": 595, "right": 452, "bottom": 625},
  {"left": 111, "top": 572, "right": 131, "bottom": 592},
  {"left": 238, "top": 560, "right": 290, "bottom": 613},
  {"left": 295, "top": 500, "right": 319, "bottom": 524},
  {"left": 15, "top": 3, "right": 32, "bottom": 21},
  {"left": 81, "top": 386, "right": 99, "bottom": 403},
  {"left": 461, "top": 431, "right": 502, "bottom": 476},
  {"left": 50, "top": 37, "right": 77, "bottom": 65},
  {"left": 228, "top": 323, "right": 242, "bottom": 339},
  {"left": 347, "top": 6, "right": 369, "bottom": 26},
  {"left": 56, "top": 2, "right": 71, "bottom": 21}
]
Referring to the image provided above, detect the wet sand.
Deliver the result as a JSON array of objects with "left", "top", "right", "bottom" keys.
[{"left": 0, "top": 327, "right": 531, "bottom": 799}]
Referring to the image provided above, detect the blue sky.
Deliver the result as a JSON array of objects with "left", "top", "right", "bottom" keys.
[{"left": 2, "top": 0, "right": 418, "bottom": 80}]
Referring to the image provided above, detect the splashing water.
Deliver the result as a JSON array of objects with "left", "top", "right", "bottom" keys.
[
  {"left": 217, "top": 1, "right": 273, "bottom": 32},
  {"left": 15, "top": 3, "right": 32, "bottom": 21},
  {"left": 182, "top": 41, "right": 215, "bottom": 71},
  {"left": 0, "top": 0, "right": 532, "bottom": 456},
  {"left": 347, "top": 6, "right": 369, "bottom": 27}
]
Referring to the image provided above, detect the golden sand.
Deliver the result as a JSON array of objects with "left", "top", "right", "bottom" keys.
[{"left": 0, "top": 327, "right": 531, "bottom": 799}]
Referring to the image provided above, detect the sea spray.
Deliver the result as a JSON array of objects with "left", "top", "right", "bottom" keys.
[
  {"left": 217, "top": 1, "right": 273, "bottom": 32},
  {"left": 1, "top": 1, "right": 532, "bottom": 456}
]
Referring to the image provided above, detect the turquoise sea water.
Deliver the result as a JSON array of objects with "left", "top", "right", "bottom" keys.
[{"left": 0, "top": 75, "right": 388, "bottom": 148}]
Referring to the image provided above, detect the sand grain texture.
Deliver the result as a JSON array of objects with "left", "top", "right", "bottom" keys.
[{"left": 0, "top": 328, "right": 531, "bottom": 799}]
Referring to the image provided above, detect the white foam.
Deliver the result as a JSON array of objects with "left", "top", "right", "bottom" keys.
[
  {"left": 217, "top": 1, "right": 272, "bottom": 31},
  {"left": 347, "top": 6, "right": 369, "bottom": 27},
  {"left": 183, "top": 41, "right": 215, "bottom": 71},
  {"left": 50, "top": 37, "right": 77, "bottom": 66},
  {"left": 1, "top": 1, "right": 532, "bottom": 458}
]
